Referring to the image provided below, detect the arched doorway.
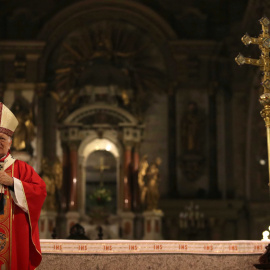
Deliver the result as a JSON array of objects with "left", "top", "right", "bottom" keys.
[
  {"left": 79, "top": 138, "right": 120, "bottom": 217},
  {"left": 85, "top": 150, "right": 117, "bottom": 214}
]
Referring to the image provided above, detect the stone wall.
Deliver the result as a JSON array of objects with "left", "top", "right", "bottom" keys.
[{"left": 39, "top": 253, "right": 259, "bottom": 270}]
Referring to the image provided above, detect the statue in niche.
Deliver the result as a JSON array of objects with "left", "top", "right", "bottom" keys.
[
  {"left": 180, "top": 101, "right": 205, "bottom": 182},
  {"left": 181, "top": 101, "right": 202, "bottom": 153},
  {"left": 138, "top": 155, "right": 149, "bottom": 205},
  {"left": 138, "top": 156, "right": 162, "bottom": 211},
  {"left": 41, "top": 157, "right": 63, "bottom": 211},
  {"left": 146, "top": 157, "right": 162, "bottom": 211},
  {"left": 11, "top": 101, "right": 35, "bottom": 153}
]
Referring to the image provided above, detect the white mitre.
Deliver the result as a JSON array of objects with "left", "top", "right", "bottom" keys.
[{"left": 0, "top": 103, "right": 18, "bottom": 136}]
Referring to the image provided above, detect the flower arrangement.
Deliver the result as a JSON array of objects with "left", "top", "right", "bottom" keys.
[
  {"left": 88, "top": 186, "right": 112, "bottom": 224},
  {"left": 89, "top": 186, "right": 112, "bottom": 206}
]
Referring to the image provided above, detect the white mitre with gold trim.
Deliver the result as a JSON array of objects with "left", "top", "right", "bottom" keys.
[{"left": 0, "top": 103, "right": 18, "bottom": 137}]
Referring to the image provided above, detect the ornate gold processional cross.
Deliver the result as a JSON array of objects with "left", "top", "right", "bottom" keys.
[
  {"left": 94, "top": 157, "right": 110, "bottom": 186},
  {"left": 235, "top": 17, "right": 270, "bottom": 191}
]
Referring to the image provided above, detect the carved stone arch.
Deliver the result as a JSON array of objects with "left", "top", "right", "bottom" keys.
[
  {"left": 64, "top": 104, "right": 138, "bottom": 125},
  {"left": 38, "top": 0, "right": 178, "bottom": 81},
  {"left": 78, "top": 136, "right": 122, "bottom": 217}
]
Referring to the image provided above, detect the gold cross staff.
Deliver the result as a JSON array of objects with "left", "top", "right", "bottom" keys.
[
  {"left": 94, "top": 157, "right": 110, "bottom": 186},
  {"left": 235, "top": 17, "right": 270, "bottom": 191}
]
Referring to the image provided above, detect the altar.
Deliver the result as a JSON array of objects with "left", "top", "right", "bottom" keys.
[{"left": 39, "top": 240, "right": 268, "bottom": 270}]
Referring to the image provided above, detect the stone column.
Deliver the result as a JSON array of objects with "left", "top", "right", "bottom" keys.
[
  {"left": 132, "top": 144, "right": 140, "bottom": 211},
  {"left": 120, "top": 139, "right": 135, "bottom": 239},
  {"left": 61, "top": 142, "right": 69, "bottom": 211},
  {"left": 61, "top": 138, "right": 80, "bottom": 212},
  {"left": 133, "top": 144, "right": 140, "bottom": 171},
  {"left": 168, "top": 91, "right": 178, "bottom": 197},
  {"left": 65, "top": 141, "right": 80, "bottom": 235},
  {"left": 208, "top": 85, "right": 220, "bottom": 198},
  {"left": 120, "top": 126, "right": 143, "bottom": 239},
  {"left": 123, "top": 143, "right": 132, "bottom": 211},
  {"left": 78, "top": 155, "right": 85, "bottom": 218},
  {"left": 132, "top": 143, "right": 143, "bottom": 239},
  {"left": 35, "top": 83, "right": 47, "bottom": 172},
  {"left": 36, "top": 83, "right": 60, "bottom": 239},
  {"left": 69, "top": 142, "right": 79, "bottom": 211},
  {"left": 43, "top": 92, "right": 57, "bottom": 161},
  {"left": 60, "top": 136, "right": 81, "bottom": 236}
]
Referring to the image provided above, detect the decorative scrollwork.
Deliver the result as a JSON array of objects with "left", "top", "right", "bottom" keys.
[{"left": 49, "top": 21, "right": 168, "bottom": 121}]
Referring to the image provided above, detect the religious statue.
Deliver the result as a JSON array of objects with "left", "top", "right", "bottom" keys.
[
  {"left": 138, "top": 156, "right": 162, "bottom": 211},
  {"left": 180, "top": 101, "right": 205, "bottom": 182},
  {"left": 180, "top": 101, "right": 202, "bottom": 153},
  {"left": 138, "top": 155, "right": 149, "bottom": 205},
  {"left": 11, "top": 101, "right": 35, "bottom": 152},
  {"left": 146, "top": 157, "right": 162, "bottom": 211},
  {"left": 41, "top": 157, "right": 63, "bottom": 211}
]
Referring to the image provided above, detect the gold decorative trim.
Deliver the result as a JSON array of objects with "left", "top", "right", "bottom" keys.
[
  {"left": 9, "top": 163, "right": 14, "bottom": 266},
  {"left": 39, "top": 240, "right": 269, "bottom": 255}
]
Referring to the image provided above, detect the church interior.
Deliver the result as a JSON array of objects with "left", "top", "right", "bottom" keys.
[{"left": 1, "top": 0, "right": 270, "bottom": 243}]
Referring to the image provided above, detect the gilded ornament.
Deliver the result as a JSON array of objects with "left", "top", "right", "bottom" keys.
[
  {"left": 145, "top": 157, "right": 162, "bottom": 211},
  {"left": 138, "top": 155, "right": 149, "bottom": 205},
  {"left": 236, "top": 16, "right": 270, "bottom": 190},
  {"left": 259, "top": 17, "right": 270, "bottom": 27},
  {"left": 259, "top": 93, "right": 270, "bottom": 106},
  {"left": 241, "top": 33, "right": 252, "bottom": 46},
  {"left": 262, "top": 79, "right": 270, "bottom": 90},
  {"left": 41, "top": 157, "right": 63, "bottom": 211},
  {"left": 263, "top": 38, "right": 270, "bottom": 49},
  {"left": 138, "top": 156, "right": 162, "bottom": 211}
]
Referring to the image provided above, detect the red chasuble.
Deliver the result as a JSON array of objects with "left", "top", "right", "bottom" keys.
[{"left": 0, "top": 155, "right": 46, "bottom": 270}]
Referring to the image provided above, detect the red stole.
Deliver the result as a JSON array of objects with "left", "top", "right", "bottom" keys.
[{"left": 0, "top": 165, "right": 14, "bottom": 269}]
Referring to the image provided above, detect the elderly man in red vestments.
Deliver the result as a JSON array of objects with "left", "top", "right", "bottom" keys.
[{"left": 0, "top": 103, "right": 46, "bottom": 270}]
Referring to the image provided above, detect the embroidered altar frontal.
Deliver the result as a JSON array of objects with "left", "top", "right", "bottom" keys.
[
  {"left": 39, "top": 240, "right": 268, "bottom": 270},
  {"left": 41, "top": 240, "right": 268, "bottom": 254}
]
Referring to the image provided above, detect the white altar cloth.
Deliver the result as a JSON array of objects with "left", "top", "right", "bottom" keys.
[{"left": 40, "top": 240, "right": 270, "bottom": 255}]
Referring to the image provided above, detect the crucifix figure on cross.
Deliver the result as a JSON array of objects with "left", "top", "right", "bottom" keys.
[{"left": 94, "top": 157, "right": 110, "bottom": 186}]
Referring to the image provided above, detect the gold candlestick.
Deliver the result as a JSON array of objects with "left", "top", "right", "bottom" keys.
[{"left": 235, "top": 17, "right": 270, "bottom": 190}]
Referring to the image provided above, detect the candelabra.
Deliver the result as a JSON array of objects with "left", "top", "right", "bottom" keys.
[{"left": 179, "top": 202, "right": 205, "bottom": 232}]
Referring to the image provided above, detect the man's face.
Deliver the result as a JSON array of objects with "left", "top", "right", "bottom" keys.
[{"left": 0, "top": 133, "right": 12, "bottom": 157}]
